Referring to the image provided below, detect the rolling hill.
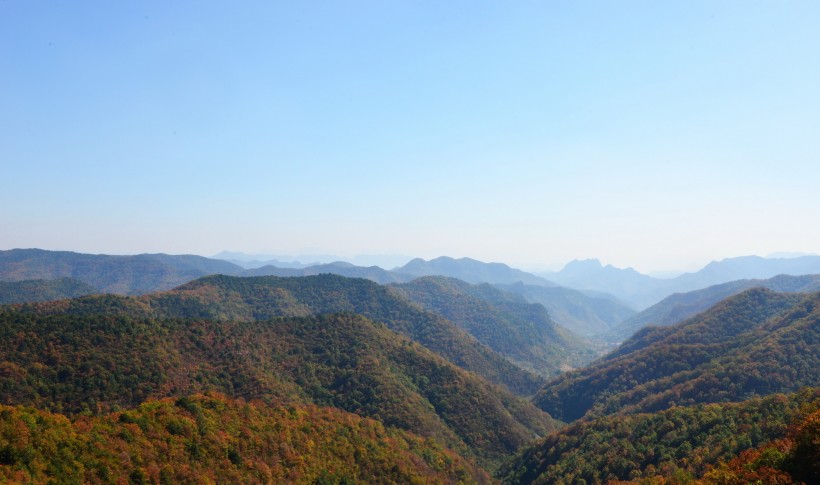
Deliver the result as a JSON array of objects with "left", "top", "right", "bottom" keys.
[
  {"left": 390, "top": 276, "right": 597, "bottom": 377},
  {"left": 533, "top": 288, "right": 820, "bottom": 422}
]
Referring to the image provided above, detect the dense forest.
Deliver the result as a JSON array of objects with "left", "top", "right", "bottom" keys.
[
  {"left": 0, "top": 393, "right": 490, "bottom": 484},
  {"left": 500, "top": 388, "right": 818, "bottom": 484},
  {"left": 534, "top": 289, "right": 819, "bottom": 421},
  {"left": 0, "top": 269, "right": 817, "bottom": 483},
  {"left": 0, "top": 303, "right": 555, "bottom": 468}
]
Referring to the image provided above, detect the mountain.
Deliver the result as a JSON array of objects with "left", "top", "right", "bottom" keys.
[
  {"left": 389, "top": 277, "right": 597, "bottom": 377},
  {"left": 533, "top": 288, "right": 820, "bottom": 422},
  {"left": 396, "top": 257, "right": 556, "bottom": 287},
  {"left": 673, "top": 255, "right": 820, "bottom": 290},
  {"left": 544, "top": 255, "right": 820, "bottom": 310},
  {"left": 245, "top": 261, "right": 412, "bottom": 284},
  {"left": 542, "top": 259, "right": 658, "bottom": 308},
  {"left": 0, "top": 393, "right": 491, "bottom": 484},
  {"left": 496, "top": 282, "right": 636, "bottom": 336},
  {"left": 0, "top": 302, "right": 556, "bottom": 467},
  {"left": 142, "top": 274, "right": 545, "bottom": 396},
  {"left": 611, "top": 274, "right": 820, "bottom": 341},
  {"left": 0, "top": 277, "right": 98, "bottom": 304},
  {"left": 0, "top": 248, "right": 244, "bottom": 294},
  {"left": 500, "top": 389, "right": 819, "bottom": 484}
]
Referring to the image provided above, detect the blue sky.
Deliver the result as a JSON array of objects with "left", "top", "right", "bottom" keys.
[{"left": 2, "top": 1, "right": 819, "bottom": 272}]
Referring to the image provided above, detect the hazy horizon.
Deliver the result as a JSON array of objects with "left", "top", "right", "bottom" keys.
[
  {"left": 3, "top": 246, "right": 819, "bottom": 277},
  {"left": 3, "top": 2, "right": 819, "bottom": 274}
]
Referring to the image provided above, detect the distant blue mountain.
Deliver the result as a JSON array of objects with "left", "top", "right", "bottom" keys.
[
  {"left": 542, "top": 255, "right": 820, "bottom": 309},
  {"left": 396, "top": 256, "right": 557, "bottom": 287}
]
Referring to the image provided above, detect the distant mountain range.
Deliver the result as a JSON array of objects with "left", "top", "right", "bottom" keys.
[
  {"left": 0, "top": 248, "right": 244, "bottom": 294},
  {"left": 4, "top": 248, "right": 820, "bottom": 341},
  {"left": 245, "top": 261, "right": 411, "bottom": 284},
  {"left": 609, "top": 273, "right": 820, "bottom": 341},
  {"left": 495, "top": 282, "right": 636, "bottom": 336},
  {"left": 0, "top": 277, "right": 98, "bottom": 304},
  {"left": 543, "top": 255, "right": 820, "bottom": 309},
  {"left": 395, "top": 256, "right": 556, "bottom": 287}
]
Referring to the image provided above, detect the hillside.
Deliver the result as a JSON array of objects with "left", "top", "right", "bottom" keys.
[
  {"left": 0, "top": 305, "right": 557, "bottom": 467},
  {"left": 0, "top": 393, "right": 491, "bottom": 484},
  {"left": 500, "top": 388, "right": 819, "bottom": 484},
  {"left": 0, "top": 249, "right": 243, "bottom": 294},
  {"left": 533, "top": 289, "right": 819, "bottom": 422},
  {"left": 610, "top": 274, "right": 820, "bottom": 341},
  {"left": 0, "top": 278, "right": 98, "bottom": 304},
  {"left": 141, "top": 274, "right": 544, "bottom": 396},
  {"left": 390, "top": 277, "right": 597, "bottom": 376},
  {"left": 396, "top": 257, "right": 555, "bottom": 287},
  {"left": 496, "top": 282, "right": 636, "bottom": 336}
]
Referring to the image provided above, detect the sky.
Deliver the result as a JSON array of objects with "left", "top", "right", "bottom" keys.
[{"left": 2, "top": 1, "right": 819, "bottom": 273}]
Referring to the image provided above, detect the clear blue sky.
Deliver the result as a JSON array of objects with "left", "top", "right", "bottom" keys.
[{"left": 2, "top": 1, "right": 818, "bottom": 272}]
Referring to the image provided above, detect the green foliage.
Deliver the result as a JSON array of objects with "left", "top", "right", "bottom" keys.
[
  {"left": 499, "top": 389, "right": 819, "bottom": 484},
  {"left": 534, "top": 289, "right": 819, "bottom": 421},
  {"left": 0, "top": 393, "right": 491, "bottom": 484},
  {"left": 391, "top": 276, "right": 597, "bottom": 377}
]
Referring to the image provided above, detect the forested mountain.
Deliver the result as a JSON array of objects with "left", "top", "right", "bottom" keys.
[
  {"left": 543, "top": 256, "right": 820, "bottom": 310},
  {"left": 611, "top": 274, "right": 820, "bottom": 341},
  {"left": 500, "top": 389, "right": 819, "bottom": 484},
  {"left": 389, "top": 277, "right": 596, "bottom": 377},
  {"left": 0, "top": 249, "right": 243, "bottom": 294},
  {"left": 496, "top": 282, "right": 636, "bottom": 336},
  {"left": 534, "top": 289, "right": 819, "bottom": 421},
  {"left": 0, "top": 278, "right": 97, "bottom": 304},
  {"left": 0, "top": 393, "right": 491, "bottom": 484},
  {"left": 396, "top": 257, "right": 555, "bottom": 287},
  {"left": 139, "top": 274, "right": 544, "bottom": 395},
  {"left": 0, "top": 305, "right": 556, "bottom": 467},
  {"left": 245, "top": 261, "right": 412, "bottom": 284}
]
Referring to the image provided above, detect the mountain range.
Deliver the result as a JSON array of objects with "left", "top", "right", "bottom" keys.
[
  {"left": 610, "top": 273, "right": 820, "bottom": 341},
  {"left": 543, "top": 255, "right": 820, "bottom": 309},
  {"left": 0, "top": 249, "right": 818, "bottom": 482}
]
